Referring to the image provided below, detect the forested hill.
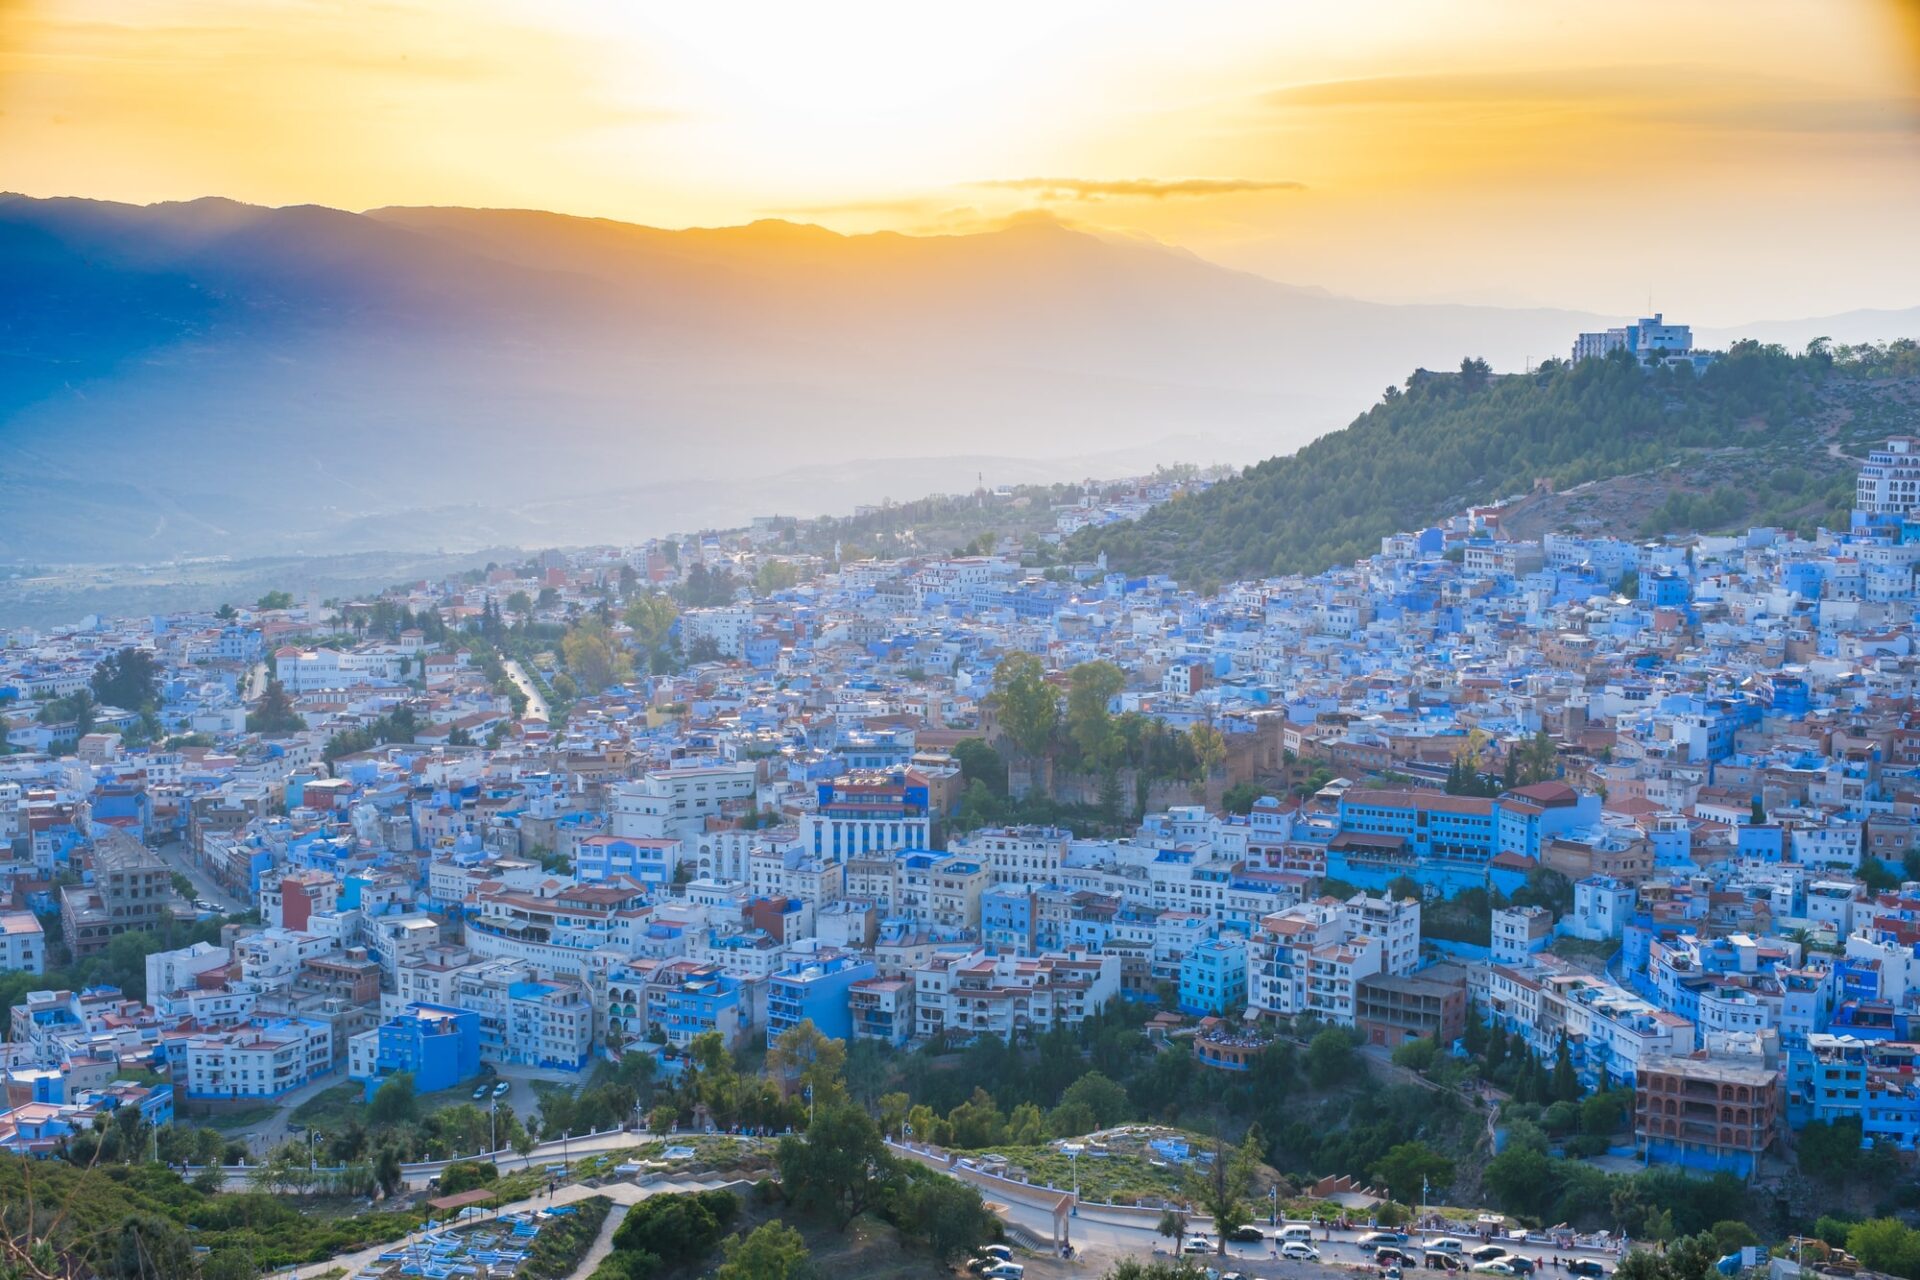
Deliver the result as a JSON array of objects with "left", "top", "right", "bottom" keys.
[{"left": 1063, "top": 340, "right": 1920, "bottom": 587}]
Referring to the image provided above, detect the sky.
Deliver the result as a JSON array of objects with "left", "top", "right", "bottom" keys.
[{"left": 3, "top": 0, "right": 1918, "bottom": 324}]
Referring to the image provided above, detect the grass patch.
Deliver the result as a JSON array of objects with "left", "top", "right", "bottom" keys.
[
  {"left": 954, "top": 1142, "right": 1193, "bottom": 1206},
  {"left": 291, "top": 1077, "right": 499, "bottom": 1135},
  {"left": 520, "top": 1195, "right": 613, "bottom": 1280}
]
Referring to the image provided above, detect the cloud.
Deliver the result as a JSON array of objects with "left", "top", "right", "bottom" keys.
[
  {"left": 1262, "top": 65, "right": 1920, "bottom": 135},
  {"left": 975, "top": 176, "right": 1306, "bottom": 201}
]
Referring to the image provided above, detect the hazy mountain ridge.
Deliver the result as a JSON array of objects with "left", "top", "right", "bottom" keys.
[{"left": 2, "top": 193, "right": 1914, "bottom": 566}]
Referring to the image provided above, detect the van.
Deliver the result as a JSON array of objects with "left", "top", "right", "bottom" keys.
[
  {"left": 1278, "top": 1225, "right": 1316, "bottom": 1243},
  {"left": 1428, "top": 1239, "right": 1467, "bottom": 1255}
]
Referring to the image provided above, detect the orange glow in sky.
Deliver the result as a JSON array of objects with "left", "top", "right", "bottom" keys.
[{"left": 3, "top": 0, "right": 1917, "bottom": 321}]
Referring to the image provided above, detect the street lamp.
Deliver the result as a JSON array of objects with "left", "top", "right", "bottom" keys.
[
  {"left": 1271, "top": 1185, "right": 1278, "bottom": 1227},
  {"left": 489, "top": 1098, "right": 497, "bottom": 1153},
  {"left": 308, "top": 1129, "right": 324, "bottom": 1172}
]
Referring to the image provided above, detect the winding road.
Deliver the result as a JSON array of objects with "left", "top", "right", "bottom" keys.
[{"left": 503, "top": 658, "right": 550, "bottom": 722}]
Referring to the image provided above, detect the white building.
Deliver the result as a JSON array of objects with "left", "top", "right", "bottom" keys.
[
  {"left": 1856, "top": 438, "right": 1920, "bottom": 517},
  {"left": 611, "top": 761, "right": 758, "bottom": 841},
  {"left": 0, "top": 913, "right": 45, "bottom": 976},
  {"left": 175, "top": 1017, "right": 333, "bottom": 1101},
  {"left": 1569, "top": 876, "right": 1635, "bottom": 941}
]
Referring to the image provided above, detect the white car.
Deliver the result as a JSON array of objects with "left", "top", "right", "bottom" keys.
[
  {"left": 1472, "top": 1262, "right": 1518, "bottom": 1275},
  {"left": 1282, "top": 1242, "right": 1322, "bottom": 1262},
  {"left": 981, "top": 1264, "right": 1024, "bottom": 1280},
  {"left": 1184, "top": 1236, "right": 1216, "bottom": 1254}
]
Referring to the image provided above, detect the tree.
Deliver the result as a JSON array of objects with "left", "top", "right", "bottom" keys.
[
  {"left": 945, "top": 1087, "right": 1008, "bottom": 1149},
  {"left": 369, "top": 1072, "right": 418, "bottom": 1128},
  {"left": 1189, "top": 1132, "right": 1262, "bottom": 1255},
  {"left": 1796, "top": 1118, "right": 1863, "bottom": 1183},
  {"left": 215, "top": 602, "right": 238, "bottom": 620},
  {"left": 624, "top": 593, "right": 679, "bottom": 657},
  {"left": 990, "top": 653, "right": 1058, "bottom": 759},
  {"left": 561, "top": 620, "right": 632, "bottom": 694},
  {"left": 952, "top": 738, "right": 1008, "bottom": 796},
  {"left": 1066, "top": 661, "right": 1126, "bottom": 769},
  {"left": 716, "top": 1221, "right": 814, "bottom": 1280},
  {"left": 111, "top": 1213, "right": 195, "bottom": 1280},
  {"left": 1305, "top": 1028, "right": 1355, "bottom": 1089},
  {"left": 91, "top": 648, "right": 160, "bottom": 711},
  {"left": 1483, "top": 1144, "right": 1551, "bottom": 1218},
  {"left": 1709, "top": 1221, "right": 1759, "bottom": 1254},
  {"left": 892, "top": 1164, "right": 998, "bottom": 1263},
  {"left": 768, "top": 1019, "right": 849, "bottom": 1112},
  {"left": 1391, "top": 1037, "right": 1438, "bottom": 1074},
  {"left": 373, "top": 1144, "right": 405, "bottom": 1198},
  {"left": 1847, "top": 1219, "right": 1920, "bottom": 1278},
  {"left": 1187, "top": 723, "right": 1227, "bottom": 786},
  {"left": 247, "top": 679, "right": 305, "bottom": 735},
  {"left": 1552, "top": 1034, "right": 1582, "bottom": 1102},
  {"left": 776, "top": 1103, "right": 891, "bottom": 1227},
  {"left": 1156, "top": 1208, "right": 1191, "bottom": 1254},
  {"left": 754, "top": 561, "right": 801, "bottom": 596},
  {"left": 1059, "top": 1071, "right": 1131, "bottom": 1129},
  {"left": 1220, "top": 781, "right": 1264, "bottom": 815},
  {"left": 1372, "top": 1141, "right": 1453, "bottom": 1207}
]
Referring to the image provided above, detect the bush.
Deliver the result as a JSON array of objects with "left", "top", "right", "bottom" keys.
[{"left": 437, "top": 1160, "right": 499, "bottom": 1196}]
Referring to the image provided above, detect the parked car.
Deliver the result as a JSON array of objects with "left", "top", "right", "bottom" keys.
[
  {"left": 1377, "top": 1247, "right": 1414, "bottom": 1266},
  {"left": 1471, "top": 1246, "right": 1511, "bottom": 1264},
  {"left": 492, "top": 1080, "right": 511, "bottom": 1098},
  {"left": 981, "top": 1264, "right": 1024, "bottom": 1280},
  {"left": 1278, "top": 1225, "right": 1317, "bottom": 1243},
  {"left": 1506, "top": 1258, "right": 1536, "bottom": 1275},
  {"left": 1425, "top": 1253, "right": 1464, "bottom": 1270},
  {"left": 1428, "top": 1238, "right": 1467, "bottom": 1255},
  {"left": 1567, "top": 1262, "right": 1609, "bottom": 1279},
  {"left": 1282, "top": 1243, "right": 1322, "bottom": 1262},
  {"left": 1471, "top": 1261, "right": 1518, "bottom": 1275},
  {"left": 1184, "top": 1236, "right": 1215, "bottom": 1254},
  {"left": 1229, "top": 1226, "right": 1265, "bottom": 1243},
  {"left": 979, "top": 1245, "right": 1013, "bottom": 1263},
  {"left": 471, "top": 1083, "right": 489, "bottom": 1099},
  {"left": 1361, "top": 1232, "right": 1411, "bottom": 1247}
]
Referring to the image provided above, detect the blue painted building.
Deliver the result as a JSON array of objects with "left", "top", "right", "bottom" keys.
[
  {"left": 1179, "top": 937, "right": 1248, "bottom": 1017},
  {"left": 357, "top": 1002, "right": 480, "bottom": 1099},
  {"left": 765, "top": 954, "right": 877, "bottom": 1043}
]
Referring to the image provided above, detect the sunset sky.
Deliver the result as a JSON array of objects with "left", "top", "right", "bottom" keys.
[{"left": 4, "top": 0, "right": 1917, "bottom": 323}]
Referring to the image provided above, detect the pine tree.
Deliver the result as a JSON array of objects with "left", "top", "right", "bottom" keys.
[
  {"left": 1462, "top": 999, "right": 1487, "bottom": 1055},
  {"left": 1485, "top": 1022, "right": 1508, "bottom": 1075},
  {"left": 1552, "top": 1035, "right": 1581, "bottom": 1103}
]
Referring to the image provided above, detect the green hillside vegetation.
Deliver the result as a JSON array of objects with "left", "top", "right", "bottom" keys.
[{"left": 1065, "top": 339, "right": 1918, "bottom": 585}]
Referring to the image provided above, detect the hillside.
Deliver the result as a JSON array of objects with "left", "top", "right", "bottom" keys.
[
  {"left": 8, "top": 192, "right": 1917, "bottom": 566},
  {"left": 1062, "top": 342, "right": 1920, "bottom": 585}
]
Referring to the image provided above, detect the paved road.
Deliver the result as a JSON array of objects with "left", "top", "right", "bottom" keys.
[
  {"left": 153, "top": 836, "right": 247, "bottom": 914},
  {"left": 565, "top": 1201, "right": 629, "bottom": 1280},
  {"left": 503, "top": 658, "right": 549, "bottom": 721},
  {"left": 1044, "top": 1217, "right": 1625, "bottom": 1276}
]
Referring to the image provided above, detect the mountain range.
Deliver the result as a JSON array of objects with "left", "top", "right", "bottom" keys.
[{"left": 3, "top": 192, "right": 1916, "bottom": 565}]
